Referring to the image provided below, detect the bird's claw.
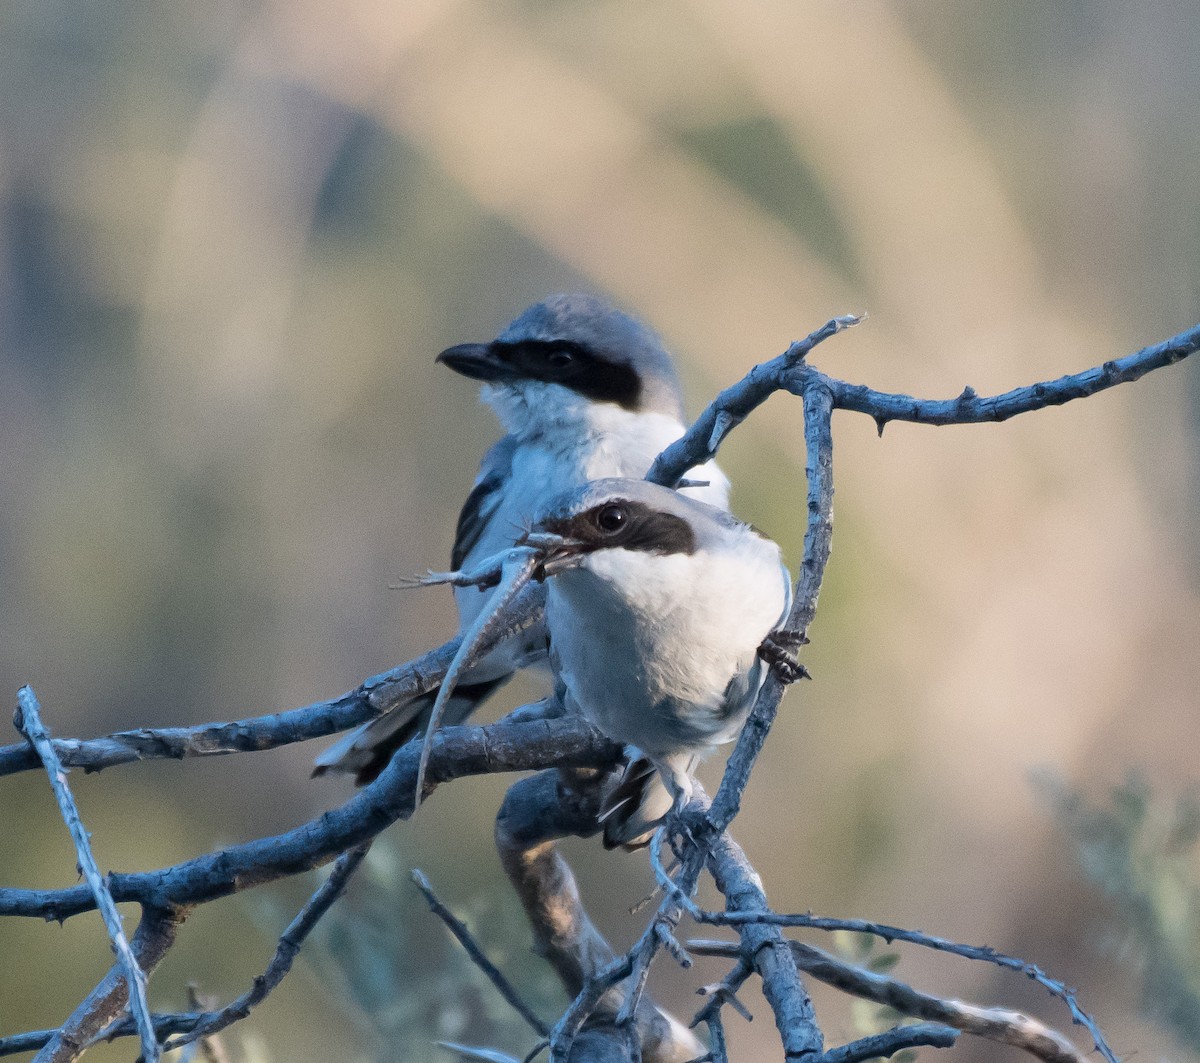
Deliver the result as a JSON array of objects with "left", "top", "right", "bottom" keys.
[{"left": 758, "top": 629, "right": 811, "bottom": 685}]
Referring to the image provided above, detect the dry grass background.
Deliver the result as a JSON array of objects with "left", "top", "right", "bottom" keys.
[{"left": 1, "top": 1, "right": 1198, "bottom": 1059}]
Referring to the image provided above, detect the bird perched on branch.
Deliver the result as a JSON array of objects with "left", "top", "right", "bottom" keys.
[
  {"left": 314, "top": 294, "right": 729, "bottom": 782},
  {"left": 524, "top": 477, "right": 791, "bottom": 844}
]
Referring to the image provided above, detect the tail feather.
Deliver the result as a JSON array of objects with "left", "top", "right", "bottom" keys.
[
  {"left": 312, "top": 677, "right": 509, "bottom": 785},
  {"left": 600, "top": 755, "right": 675, "bottom": 851}
]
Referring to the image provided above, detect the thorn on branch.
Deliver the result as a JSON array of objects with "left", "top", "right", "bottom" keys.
[
  {"left": 708, "top": 411, "right": 736, "bottom": 454},
  {"left": 656, "top": 925, "right": 693, "bottom": 969},
  {"left": 696, "top": 982, "right": 754, "bottom": 1025}
]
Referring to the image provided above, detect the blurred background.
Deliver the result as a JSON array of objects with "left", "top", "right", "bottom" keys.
[{"left": 1, "top": 0, "right": 1198, "bottom": 1059}]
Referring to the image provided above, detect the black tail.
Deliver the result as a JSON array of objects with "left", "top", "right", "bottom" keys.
[{"left": 312, "top": 677, "right": 510, "bottom": 785}]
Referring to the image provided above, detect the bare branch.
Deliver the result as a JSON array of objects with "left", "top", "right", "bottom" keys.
[
  {"left": 707, "top": 382, "right": 835, "bottom": 833},
  {"left": 647, "top": 314, "right": 861, "bottom": 488},
  {"left": 163, "top": 845, "right": 369, "bottom": 1052},
  {"left": 685, "top": 910, "right": 1113, "bottom": 1063},
  {"left": 412, "top": 868, "right": 550, "bottom": 1038},
  {"left": 0, "top": 648, "right": 454, "bottom": 778},
  {"left": 414, "top": 548, "right": 542, "bottom": 808},
  {"left": 689, "top": 939, "right": 1089, "bottom": 1063},
  {"left": 0, "top": 587, "right": 542, "bottom": 780},
  {"left": 822, "top": 318, "right": 1200, "bottom": 431},
  {"left": 702, "top": 820, "right": 822, "bottom": 1061},
  {"left": 15, "top": 687, "right": 161, "bottom": 1063},
  {"left": 0, "top": 716, "right": 621, "bottom": 923},
  {"left": 815, "top": 1023, "right": 958, "bottom": 1063},
  {"left": 495, "top": 770, "right": 704, "bottom": 1063},
  {"left": 30, "top": 907, "right": 181, "bottom": 1063},
  {"left": 436, "top": 1043, "right": 524, "bottom": 1063}
]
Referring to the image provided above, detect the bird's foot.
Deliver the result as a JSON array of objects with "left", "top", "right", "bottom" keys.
[{"left": 758, "top": 629, "right": 811, "bottom": 685}]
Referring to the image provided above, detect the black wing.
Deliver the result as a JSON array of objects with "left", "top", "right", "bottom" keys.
[{"left": 451, "top": 435, "right": 517, "bottom": 570}]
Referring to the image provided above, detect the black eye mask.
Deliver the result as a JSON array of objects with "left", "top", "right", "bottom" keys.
[
  {"left": 491, "top": 340, "right": 643, "bottom": 411},
  {"left": 539, "top": 499, "right": 697, "bottom": 557}
]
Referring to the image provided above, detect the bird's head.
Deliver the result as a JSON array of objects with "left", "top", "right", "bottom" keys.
[
  {"left": 519, "top": 478, "right": 730, "bottom": 581},
  {"left": 436, "top": 294, "right": 685, "bottom": 434}
]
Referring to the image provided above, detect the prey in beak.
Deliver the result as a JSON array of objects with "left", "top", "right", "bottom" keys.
[
  {"left": 516, "top": 530, "right": 591, "bottom": 581},
  {"left": 393, "top": 530, "right": 591, "bottom": 809}
]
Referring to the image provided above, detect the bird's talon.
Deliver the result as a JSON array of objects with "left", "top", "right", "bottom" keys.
[{"left": 758, "top": 631, "right": 811, "bottom": 685}]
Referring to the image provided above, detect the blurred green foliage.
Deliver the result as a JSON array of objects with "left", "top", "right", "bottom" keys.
[
  {"left": 1042, "top": 775, "right": 1200, "bottom": 1052},
  {"left": 283, "top": 842, "right": 562, "bottom": 1063}
]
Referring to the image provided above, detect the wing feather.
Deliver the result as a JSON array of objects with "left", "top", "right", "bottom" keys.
[{"left": 451, "top": 435, "right": 517, "bottom": 570}]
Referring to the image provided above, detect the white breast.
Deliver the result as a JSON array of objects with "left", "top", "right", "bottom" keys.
[
  {"left": 546, "top": 528, "right": 788, "bottom": 758},
  {"left": 456, "top": 389, "right": 729, "bottom": 639}
]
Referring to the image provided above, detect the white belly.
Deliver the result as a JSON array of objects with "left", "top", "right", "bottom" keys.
[{"left": 546, "top": 538, "right": 786, "bottom": 757}]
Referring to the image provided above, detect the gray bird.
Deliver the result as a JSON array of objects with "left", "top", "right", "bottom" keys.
[
  {"left": 315, "top": 295, "right": 728, "bottom": 781},
  {"left": 524, "top": 477, "right": 791, "bottom": 841}
]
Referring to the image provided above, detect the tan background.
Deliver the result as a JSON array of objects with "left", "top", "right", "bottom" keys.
[{"left": 0, "top": 1, "right": 1197, "bottom": 1060}]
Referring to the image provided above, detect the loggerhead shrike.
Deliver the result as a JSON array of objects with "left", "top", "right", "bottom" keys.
[
  {"left": 523, "top": 477, "right": 792, "bottom": 841},
  {"left": 315, "top": 295, "right": 729, "bottom": 781}
]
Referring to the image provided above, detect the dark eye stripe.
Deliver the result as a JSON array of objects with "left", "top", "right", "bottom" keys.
[
  {"left": 542, "top": 500, "right": 696, "bottom": 556},
  {"left": 491, "top": 339, "right": 643, "bottom": 411}
]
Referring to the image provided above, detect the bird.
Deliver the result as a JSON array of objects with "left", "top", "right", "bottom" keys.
[
  {"left": 523, "top": 477, "right": 792, "bottom": 841},
  {"left": 314, "top": 294, "right": 729, "bottom": 782}
]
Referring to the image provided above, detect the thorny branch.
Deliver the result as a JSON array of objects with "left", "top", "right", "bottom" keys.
[
  {"left": 689, "top": 938, "right": 1089, "bottom": 1063},
  {"left": 14, "top": 687, "right": 161, "bottom": 1063},
  {"left": 3, "top": 316, "right": 1197, "bottom": 1061},
  {"left": 682, "top": 907, "right": 1113, "bottom": 1062},
  {"left": 162, "top": 845, "right": 371, "bottom": 1053},
  {"left": 29, "top": 908, "right": 182, "bottom": 1063}
]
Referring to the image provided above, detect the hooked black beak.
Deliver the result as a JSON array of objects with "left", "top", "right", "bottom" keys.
[
  {"left": 436, "top": 342, "right": 516, "bottom": 383},
  {"left": 518, "top": 531, "right": 590, "bottom": 581}
]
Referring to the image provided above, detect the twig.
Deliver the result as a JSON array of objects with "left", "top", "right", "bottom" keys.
[
  {"left": 14, "top": 687, "right": 160, "bottom": 1063},
  {"left": 690, "top": 952, "right": 753, "bottom": 1063},
  {"left": 613, "top": 833, "right": 694, "bottom": 1030},
  {"left": 412, "top": 868, "right": 550, "bottom": 1038},
  {"left": 436, "top": 1043, "right": 524, "bottom": 1063},
  {"left": 494, "top": 770, "right": 703, "bottom": 1062},
  {"left": 0, "top": 715, "right": 621, "bottom": 923},
  {"left": 692, "top": 959, "right": 753, "bottom": 1030},
  {"left": 163, "top": 845, "right": 369, "bottom": 1051},
  {"left": 689, "top": 938, "right": 1089, "bottom": 1063},
  {"left": 0, "top": 586, "right": 543, "bottom": 779},
  {"left": 646, "top": 314, "right": 862, "bottom": 488},
  {"left": 820, "top": 318, "right": 1200, "bottom": 431},
  {"left": 707, "top": 382, "right": 835, "bottom": 833},
  {"left": 686, "top": 910, "right": 1113, "bottom": 1063},
  {"left": 816, "top": 1024, "right": 958, "bottom": 1063},
  {"left": 702, "top": 817, "right": 822, "bottom": 1061},
  {"left": 545, "top": 957, "right": 637, "bottom": 1063},
  {"left": 22, "top": 907, "right": 182, "bottom": 1063}
]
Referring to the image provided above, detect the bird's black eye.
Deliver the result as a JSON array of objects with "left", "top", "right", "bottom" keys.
[
  {"left": 545, "top": 346, "right": 575, "bottom": 369},
  {"left": 595, "top": 504, "right": 628, "bottom": 534}
]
